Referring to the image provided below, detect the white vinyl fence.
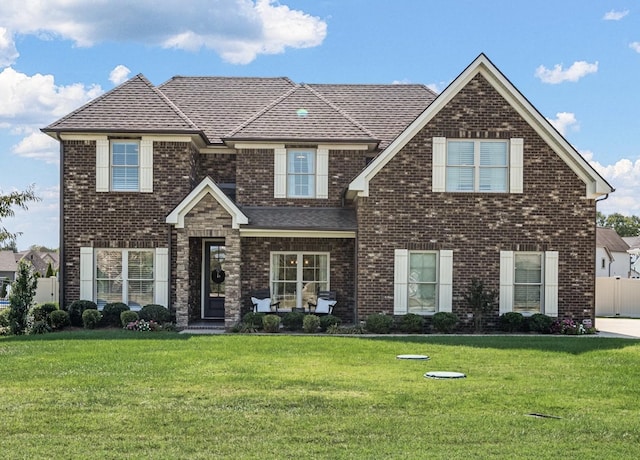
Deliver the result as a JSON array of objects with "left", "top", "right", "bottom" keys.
[
  {"left": 596, "top": 277, "right": 640, "bottom": 318},
  {"left": 0, "top": 277, "right": 59, "bottom": 310}
]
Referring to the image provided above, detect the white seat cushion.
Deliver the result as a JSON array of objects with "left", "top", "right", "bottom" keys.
[
  {"left": 251, "top": 297, "right": 273, "bottom": 313},
  {"left": 315, "top": 298, "right": 336, "bottom": 314}
]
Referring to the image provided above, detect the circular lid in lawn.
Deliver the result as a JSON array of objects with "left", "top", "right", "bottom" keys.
[
  {"left": 424, "top": 371, "right": 466, "bottom": 379},
  {"left": 396, "top": 354, "right": 430, "bottom": 360}
]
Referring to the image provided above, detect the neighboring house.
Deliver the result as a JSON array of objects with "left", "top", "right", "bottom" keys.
[
  {"left": 596, "top": 228, "right": 631, "bottom": 278},
  {"left": 0, "top": 251, "right": 17, "bottom": 297},
  {"left": 42, "top": 54, "right": 613, "bottom": 330},
  {"left": 0, "top": 250, "right": 59, "bottom": 298},
  {"left": 623, "top": 236, "right": 640, "bottom": 278}
]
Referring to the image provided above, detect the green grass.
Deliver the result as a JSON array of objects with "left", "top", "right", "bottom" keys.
[{"left": 1, "top": 331, "right": 640, "bottom": 459}]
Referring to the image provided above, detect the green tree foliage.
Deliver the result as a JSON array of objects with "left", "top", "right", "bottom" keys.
[
  {"left": 0, "top": 185, "right": 41, "bottom": 245},
  {"left": 597, "top": 212, "right": 640, "bottom": 237},
  {"left": 8, "top": 260, "right": 38, "bottom": 335},
  {"left": 465, "top": 278, "right": 497, "bottom": 333}
]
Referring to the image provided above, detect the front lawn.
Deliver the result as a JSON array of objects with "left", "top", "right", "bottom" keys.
[{"left": 1, "top": 331, "right": 639, "bottom": 459}]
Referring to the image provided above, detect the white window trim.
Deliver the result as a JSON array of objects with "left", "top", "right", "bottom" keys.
[
  {"left": 269, "top": 251, "right": 330, "bottom": 309},
  {"left": 499, "top": 250, "right": 558, "bottom": 316},
  {"left": 433, "top": 137, "right": 523, "bottom": 194},
  {"left": 394, "top": 249, "right": 453, "bottom": 315},
  {"left": 80, "top": 247, "right": 168, "bottom": 309},
  {"left": 96, "top": 139, "right": 153, "bottom": 193},
  {"left": 274, "top": 147, "right": 328, "bottom": 199}
]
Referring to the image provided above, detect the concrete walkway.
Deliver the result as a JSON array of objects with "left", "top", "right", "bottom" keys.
[{"left": 595, "top": 317, "right": 640, "bottom": 339}]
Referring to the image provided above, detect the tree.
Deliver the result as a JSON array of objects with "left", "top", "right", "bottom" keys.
[
  {"left": 598, "top": 212, "right": 640, "bottom": 237},
  {"left": 465, "top": 278, "right": 497, "bottom": 333},
  {"left": 0, "top": 185, "right": 41, "bottom": 246},
  {"left": 8, "top": 259, "right": 38, "bottom": 335}
]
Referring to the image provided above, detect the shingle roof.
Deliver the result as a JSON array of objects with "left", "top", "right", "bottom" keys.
[
  {"left": 597, "top": 227, "right": 630, "bottom": 253},
  {"left": 0, "top": 251, "right": 17, "bottom": 273},
  {"left": 44, "top": 75, "right": 437, "bottom": 148},
  {"left": 241, "top": 207, "right": 356, "bottom": 232},
  {"left": 623, "top": 236, "right": 640, "bottom": 250},
  {"left": 44, "top": 75, "right": 201, "bottom": 135}
]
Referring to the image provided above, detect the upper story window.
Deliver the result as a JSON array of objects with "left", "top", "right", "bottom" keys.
[
  {"left": 446, "top": 140, "right": 508, "bottom": 192},
  {"left": 287, "top": 149, "right": 315, "bottom": 198},
  {"left": 96, "top": 137, "right": 153, "bottom": 193},
  {"left": 111, "top": 141, "right": 140, "bottom": 191},
  {"left": 432, "top": 137, "right": 523, "bottom": 194}
]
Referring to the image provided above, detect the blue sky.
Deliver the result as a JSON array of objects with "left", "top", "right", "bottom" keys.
[{"left": 1, "top": 0, "right": 638, "bottom": 250}]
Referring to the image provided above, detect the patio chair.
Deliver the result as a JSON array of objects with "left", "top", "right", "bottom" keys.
[
  {"left": 250, "top": 289, "right": 280, "bottom": 313},
  {"left": 308, "top": 290, "right": 337, "bottom": 315}
]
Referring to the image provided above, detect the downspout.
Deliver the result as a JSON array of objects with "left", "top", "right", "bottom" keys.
[
  {"left": 594, "top": 193, "right": 610, "bottom": 323},
  {"left": 56, "top": 132, "right": 64, "bottom": 309}
]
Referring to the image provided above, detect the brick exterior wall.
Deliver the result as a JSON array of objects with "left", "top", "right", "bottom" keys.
[
  {"left": 61, "top": 140, "right": 196, "bottom": 307},
  {"left": 236, "top": 148, "right": 368, "bottom": 207},
  {"left": 356, "top": 74, "right": 597, "bottom": 330},
  {"left": 240, "top": 237, "right": 356, "bottom": 322}
]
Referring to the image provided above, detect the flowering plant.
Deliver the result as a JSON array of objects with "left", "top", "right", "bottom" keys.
[
  {"left": 124, "top": 319, "right": 158, "bottom": 332},
  {"left": 550, "top": 318, "right": 596, "bottom": 335}
]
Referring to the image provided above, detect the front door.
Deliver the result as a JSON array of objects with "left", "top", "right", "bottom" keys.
[{"left": 203, "top": 242, "right": 225, "bottom": 320}]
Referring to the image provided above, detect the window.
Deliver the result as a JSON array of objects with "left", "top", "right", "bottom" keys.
[
  {"left": 394, "top": 249, "right": 453, "bottom": 315},
  {"left": 95, "top": 249, "right": 154, "bottom": 309},
  {"left": 287, "top": 150, "right": 315, "bottom": 197},
  {"left": 500, "top": 251, "right": 558, "bottom": 316},
  {"left": 513, "top": 253, "right": 542, "bottom": 313},
  {"left": 446, "top": 140, "right": 508, "bottom": 192},
  {"left": 271, "top": 252, "right": 329, "bottom": 309},
  {"left": 274, "top": 147, "right": 328, "bottom": 199},
  {"left": 111, "top": 141, "right": 140, "bottom": 191},
  {"left": 432, "top": 137, "right": 522, "bottom": 194},
  {"left": 96, "top": 138, "right": 153, "bottom": 193}
]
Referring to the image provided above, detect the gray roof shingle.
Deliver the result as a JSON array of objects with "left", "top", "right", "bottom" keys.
[
  {"left": 241, "top": 207, "right": 356, "bottom": 232},
  {"left": 597, "top": 227, "right": 630, "bottom": 253}
]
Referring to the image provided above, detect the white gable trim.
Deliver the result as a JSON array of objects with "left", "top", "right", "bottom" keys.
[
  {"left": 166, "top": 176, "right": 248, "bottom": 229},
  {"left": 348, "top": 54, "right": 613, "bottom": 199}
]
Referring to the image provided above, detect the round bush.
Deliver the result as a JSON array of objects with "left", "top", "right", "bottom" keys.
[
  {"left": 282, "top": 311, "right": 305, "bottom": 331},
  {"left": 365, "top": 314, "right": 394, "bottom": 334},
  {"left": 242, "top": 312, "right": 265, "bottom": 330},
  {"left": 49, "top": 310, "right": 70, "bottom": 330},
  {"left": 499, "top": 312, "right": 525, "bottom": 332},
  {"left": 29, "top": 320, "right": 51, "bottom": 335},
  {"left": 528, "top": 313, "right": 554, "bottom": 334},
  {"left": 303, "top": 314, "right": 321, "bottom": 333},
  {"left": 32, "top": 302, "right": 58, "bottom": 323},
  {"left": 0, "top": 308, "right": 11, "bottom": 328},
  {"left": 120, "top": 310, "right": 139, "bottom": 327},
  {"left": 138, "top": 304, "right": 170, "bottom": 323},
  {"left": 82, "top": 309, "right": 102, "bottom": 329},
  {"left": 319, "top": 314, "right": 341, "bottom": 332},
  {"left": 398, "top": 313, "right": 425, "bottom": 334},
  {"left": 432, "top": 312, "right": 459, "bottom": 334},
  {"left": 67, "top": 300, "right": 97, "bottom": 327},
  {"left": 102, "top": 302, "right": 130, "bottom": 327},
  {"left": 262, "top": 314, "right": 280, "bottom": 333}
]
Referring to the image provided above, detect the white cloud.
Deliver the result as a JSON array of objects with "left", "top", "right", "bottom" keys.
[
  {"left": 603, "top": 10, "right": 629, "bottom": 21},
  {"left": 630, "top": 42, "right": 640, "bottom": 53},
  {"left": 109, "top": 65, "right": 131, "bottom": 85},
  {"left": 547, "top": 112, "right": 578, "bottom": 136},
  {"left": 0, "top": 0, "right": 327, "bottom": 65},
  {"left": 585, "top": 152, "right": 640, "bottom": 216},
  {"left": 0, "top": 67, "right": 102, "bottom": 126},
  {"left": 535, "top": 61, "right": 598, "bottom": 84},
  {"left": 0, "top": 27, "right": 19, "bottom": 67},
  {"left": 12, "top": 131, "right": 59, "bottom": 164}
]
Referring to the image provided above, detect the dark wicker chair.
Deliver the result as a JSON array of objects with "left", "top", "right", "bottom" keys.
[
  {"left": 307, "top": 290, "right": 337, "bottom": 315},
  {"left": 250, "top": 289, "right": 280, "bottom": 313}
]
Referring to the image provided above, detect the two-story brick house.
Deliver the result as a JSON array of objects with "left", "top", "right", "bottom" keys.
[{"left": 43, "top": 54, "right": 613, "bottom": 330}]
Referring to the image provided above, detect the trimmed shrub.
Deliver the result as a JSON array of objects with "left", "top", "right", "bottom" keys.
[
  {"left": 82, "top": 309, "right": 102, "bottom": 329},
  {"left": 138, "top": 304, "right": 171, "bottom": 323},
  {"left": 398, "top": 313, "right": 425, "bottom": 334},
  {"left": 365, "top": 313, "right": 394, "bottom": 334},
  {"left": 32, "top": 302, "right": 58, "bottom": 323},
  {"left": 242, "top": 312, "right": 265, "bottom": 330},
  {"left": 49, "top": 310, "right": 70, "bottom": 330},
  {"left": 120, "top": 311, "right": 139, "bottom": 327},
  {"left": 528, "top": 313, "right": 554, "bottom": 334},
  {"left": 282, "top": 311, "right": 305, "bottom": 331},
  {"left": 319, "top": 314, "right": 341, "bottom": 332},
  {"left": 303, "top": 314, "right": 321, "bottom": 333},
  {"left": 262, "top": 314, "right": 280, "bottom": 333},
  {"left": 29, "top": 320, "right": 51, "bottom": 335},
  {"left": 102, "top": 302, "right": 130, "bottom": 327},
  {"left": 499, "top": 312, "right": 525, "bottom": 333},
  {"left": 68, "top": 300, "right": 98, "bottom": 327},
  {"left": 0, "top": 308, "right": 10, "bottom": 327},
  {"left": 432, "top": 312, "right": 459, "bottom": 334}
]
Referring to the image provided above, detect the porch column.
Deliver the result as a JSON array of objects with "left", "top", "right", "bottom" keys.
[
  {"left": 175, "top": 230, "right": 190, "bottom": 329},
  {"left": 224, "top": 231, "right": 242, "bottom": 328}
]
